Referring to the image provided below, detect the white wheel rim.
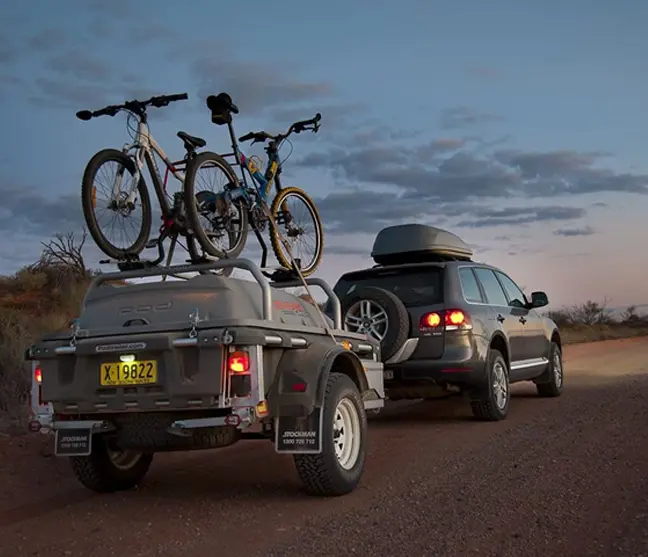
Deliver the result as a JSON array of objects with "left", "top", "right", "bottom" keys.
[
  {"left": 333, "top": 398, "right": 362, "bottom": 470},
  {"left": 492, "top": 361, "right": 509, "bottom": 410},
  {"left": 106, "top": 448, "right": 142, "bottom": 470},
  {"left": 345, "top": 300, "right": 389, "bottom": 341},
  {"left": 553, "top": 351, "right": 563, "bottom": 387}
]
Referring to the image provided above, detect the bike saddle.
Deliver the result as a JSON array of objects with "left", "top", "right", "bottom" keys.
[{"left": 206, "top": 93, "right": 239, "bottom": 125}]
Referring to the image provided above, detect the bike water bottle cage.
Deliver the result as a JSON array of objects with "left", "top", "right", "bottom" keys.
[{"left": 206, "top": 92, "right": 239, "bottom": 126}]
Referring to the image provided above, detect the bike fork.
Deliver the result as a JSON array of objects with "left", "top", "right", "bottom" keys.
[{"left": 112, "top": 144, "right": 143, "bottom": 206}]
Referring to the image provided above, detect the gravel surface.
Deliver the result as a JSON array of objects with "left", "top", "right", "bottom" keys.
[{"left": 0, "top": 337, "right": 646, "bottom": 557}]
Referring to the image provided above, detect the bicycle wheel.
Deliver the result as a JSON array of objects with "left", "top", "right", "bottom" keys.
[
  {"left": 183, "top": 151, "right": 248, "bottom": 259},
  {"left": 269, "top": 186, "right": 324, "bottom": 277},
  {"left": 81, "top": 148, "right": 152, "bottom": 259}
]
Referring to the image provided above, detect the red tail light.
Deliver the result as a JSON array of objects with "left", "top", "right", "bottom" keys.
[
  {"left": 291, "top": 382, "right": 307, "bottom": 393},
  {"left": 34, "top": 366, "right": 42, "bottom": 384},
  {"left": 420, "top": 312, "right": 442, "bottom": 328},
  {"left": 228, "top": 351, "right": 250, "bottom": 374},
  {"left": 420, "top": 309, "right": 472, "bottom": 331},
  {"left": 445, "top": 310, "right": 467, "bottom": 327}
]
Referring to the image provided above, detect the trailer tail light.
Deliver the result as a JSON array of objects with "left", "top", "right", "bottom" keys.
[
  {"left": 291, "top": 382, "right": 307, "bottom": 393},
  {"left": 228, "top": 351, "right": 250, "bottom": 374},
  {"left": 34, "top": 365, "right": 44, "bottom": 406},
  {"left": 227, "top": 349, "right": 252, "bottom": 398},
  {"left": 419, "top": 310, "right": 472, "bottom": 332}
]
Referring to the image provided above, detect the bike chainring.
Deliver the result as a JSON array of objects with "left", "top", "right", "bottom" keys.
[{"left": 251, "top": 205, "right": 268, "bottom": 232}]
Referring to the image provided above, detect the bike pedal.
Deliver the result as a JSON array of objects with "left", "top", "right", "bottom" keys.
[{"left": 145, "top": 238, "right": 159, "bottom": 249}]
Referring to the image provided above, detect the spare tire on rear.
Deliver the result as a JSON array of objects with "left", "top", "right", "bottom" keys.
[{"left": 340, "top": 286, "right": 409, "bottom": 361}]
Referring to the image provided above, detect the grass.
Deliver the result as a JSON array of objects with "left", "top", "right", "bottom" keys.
[{"left": 1, "top": 260, "right": 647, "bottom": 432}]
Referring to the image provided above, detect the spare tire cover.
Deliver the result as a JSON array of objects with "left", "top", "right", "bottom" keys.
[{"left": 340, "top": 286, "right": 410, "bottom": 362}]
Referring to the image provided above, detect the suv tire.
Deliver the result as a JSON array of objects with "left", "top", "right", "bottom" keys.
[
  {"left": 341, "top": 286, "right": 409, "bottom": 361},
  {"left": 534, "top": 341, "right": 564, "bottom": 397},
  {"left": 470, "top": 348, "right": 510, "bottom": 421}
]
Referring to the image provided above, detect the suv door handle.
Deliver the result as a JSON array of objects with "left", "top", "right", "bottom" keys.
[
  {"left": 519, "top": 316, "right": 527, "bottom": 324},
  {"left": 496, "top": 314, "right": 505, "bottom": 323}
]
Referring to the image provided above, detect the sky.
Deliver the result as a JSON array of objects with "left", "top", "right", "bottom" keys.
[{"left": 0, "top": 0, "right": 647, "bottom": 309}]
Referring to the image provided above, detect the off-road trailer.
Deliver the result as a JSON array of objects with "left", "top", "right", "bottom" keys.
[{"left": 26, "top": 258, "right": 385, "bottom": 497}]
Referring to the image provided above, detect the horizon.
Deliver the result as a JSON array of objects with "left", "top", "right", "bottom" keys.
[{"left": 1, "top": 0, "right": 647, "bottom": 309}]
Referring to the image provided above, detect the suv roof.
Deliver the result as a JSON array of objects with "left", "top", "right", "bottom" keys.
[{"left": 339, "top": 259, "right": 503, "bottom": 282}]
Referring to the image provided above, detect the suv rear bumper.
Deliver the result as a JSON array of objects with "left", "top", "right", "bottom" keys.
[
  {"left": 385, "top": 359, "right": 486, "bottom": 385},
  {"left": 384, "top": 336, "right": 488, "bottom": 386}
]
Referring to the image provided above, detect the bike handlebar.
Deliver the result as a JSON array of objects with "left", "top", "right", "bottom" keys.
[
  {"left": 238, "top": 112, "right": 322, "bottom": 144},
  {"left": 76, "top": 93, "right": 189, "bottom": 121}
]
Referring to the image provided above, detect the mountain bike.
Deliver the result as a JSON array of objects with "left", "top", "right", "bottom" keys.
[
  {"left": 182, "top": 92, "right": 325, "bottom": 277},
  {"left": 76, "top": 93, "right": 238, "bottom": 274}
]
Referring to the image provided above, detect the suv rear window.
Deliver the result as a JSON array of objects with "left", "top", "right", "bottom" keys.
[{"left": 334, "top": 266, "right": 443, "bottom": 307}]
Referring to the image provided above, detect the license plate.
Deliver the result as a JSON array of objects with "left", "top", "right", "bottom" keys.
[
  {"left": 55, "top": 428, "right": 92, "bottom": 457},
  {"left": 384, "top": 369, "right": 394, "bottom": 380},
  {"left": 100, "top": 360, "right": 157, "bottom": 386}
]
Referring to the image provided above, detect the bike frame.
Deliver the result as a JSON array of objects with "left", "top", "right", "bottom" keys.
[
  {"left": 118, "top": 116, "right": 185, "bottom": 218},
  {"left": 221, "top": 121, "right": 284, "bottom": 208}
]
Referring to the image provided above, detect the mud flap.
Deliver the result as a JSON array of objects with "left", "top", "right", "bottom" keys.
[
  {"left": 54, "top": 428, "right": 93, "bottom": 457},
  {"left": 274, "top": 406, "right": 323, "bottom": 454}
]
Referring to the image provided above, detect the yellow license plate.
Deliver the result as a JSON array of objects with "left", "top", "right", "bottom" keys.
[{"left": 100, "top": 360, "right": 158, "bottom": 386}]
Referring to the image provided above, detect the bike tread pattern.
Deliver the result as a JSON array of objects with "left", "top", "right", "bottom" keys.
[
  {"left": 183, "top": 151, "right": 248, "bottom": 259},
  {"left": 269, "top": 186, "right": 324, "bottom": 277},
  {"left": 81, "top": 148, "right": 152, "bottom": 259}
]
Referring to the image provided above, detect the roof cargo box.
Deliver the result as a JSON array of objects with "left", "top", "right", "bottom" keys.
[{"left": 371, "top": 224, "right": 473, "bottom": 265}]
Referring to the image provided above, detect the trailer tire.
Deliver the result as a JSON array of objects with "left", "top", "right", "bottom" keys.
[
  {"left": 293, "top": 372, "right": 367, "bottom": 497},
  {"left": 69, "top": 435, "right": 153, "bottom": 493}
]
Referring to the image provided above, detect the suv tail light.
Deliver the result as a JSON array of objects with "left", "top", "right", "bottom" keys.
[{"left": 419, "top": 309, "right": 472, "bottom": 332}]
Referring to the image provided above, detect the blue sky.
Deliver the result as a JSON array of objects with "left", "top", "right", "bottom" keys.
[{"left": 1, "top": 0, "right": 647, "bottom": 308}]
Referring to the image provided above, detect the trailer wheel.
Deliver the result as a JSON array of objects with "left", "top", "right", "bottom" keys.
[
  {"left": 293, "top": 372, "right": 367, "bottom": 496},
  {"left": 69, "top": 435, "right": 153, "bottom": 493}
]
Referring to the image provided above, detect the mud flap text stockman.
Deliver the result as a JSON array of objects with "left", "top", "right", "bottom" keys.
[{"left": 271, "top": 344, "right": 368, "bottom": 454}]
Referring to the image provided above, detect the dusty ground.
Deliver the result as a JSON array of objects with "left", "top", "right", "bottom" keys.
[{"left": 0, "top": 337, "right": 647, "bottom": 557}]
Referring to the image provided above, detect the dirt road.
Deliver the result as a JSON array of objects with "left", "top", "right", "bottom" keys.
[{"left": 1, "top": 337, "right": 647, "bottom": 557}]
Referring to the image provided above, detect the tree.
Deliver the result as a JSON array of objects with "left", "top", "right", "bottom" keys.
[
  {"left": 620, "top": 305, "right": 641, "bottom": 326},
  {"left": 38, "top": 230, "right": 90, "bottom": 280}
]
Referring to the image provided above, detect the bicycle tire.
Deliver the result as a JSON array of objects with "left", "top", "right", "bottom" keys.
[
  {"left": 269, "top": 186, "right": 324, "bottom": 277},
  {"left": 183, "top": 151, "right": 248, "bottom": 259},
  {"left": 81, "top": 148, "right": 152, "bottom": 259}
]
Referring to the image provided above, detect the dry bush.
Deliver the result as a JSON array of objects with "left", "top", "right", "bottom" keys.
[
  {"left": 546, "top": 299, "right": 648, "bottom": 344},
  {"left": 0, "top": 232, "right": 91, "bottom": 430}
]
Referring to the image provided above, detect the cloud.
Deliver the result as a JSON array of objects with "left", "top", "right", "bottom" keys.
[
  {"left": 326, "top": 245, "right": 372, "bottom": 257},
  {"left": 0, "top": 182, "right": 84, "bottom": 236},
  {"left": 299, "top": 141, "right": 648, "bottom": 204},
  {"left": 188, "top": 51, "right": 333, "bottom": 116},
  {"left": 0, "top": 36, "right": 15, "bottom": 65},
  {"left": 456, "top": 206, "right": 586, "bottom": 228},
  {"left": 27, "top": 29, "right": 69, "bottom": 52},
  {"left": 439, "top": 106, "right": 504, "bottom": 130},
  {"left": 553, "top": 226, "right": 596, "bottom": 237},
  {"left": 47, "top": 51, "right": 114, "bottom": 82},
  {"left": 267, "top": 103, "right": 366, "bottom": 129},
  {"left": 466, "top": 66, "right": 502, "bottom": 79}
]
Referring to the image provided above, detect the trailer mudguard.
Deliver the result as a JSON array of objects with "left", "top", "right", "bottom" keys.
[{"left": 267, "top": 342, "right": 368, "bottom": 418}]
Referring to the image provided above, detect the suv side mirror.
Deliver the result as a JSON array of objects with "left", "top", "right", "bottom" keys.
[{"left": 529, "top": 291, "right": 549, "bottom": 308}]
